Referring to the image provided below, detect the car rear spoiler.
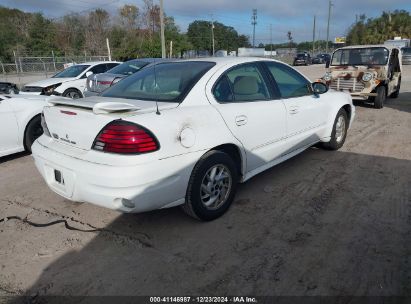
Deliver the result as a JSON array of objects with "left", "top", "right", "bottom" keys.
[{"left": 48, "top": 98, "right": 140, "bottom": 114}]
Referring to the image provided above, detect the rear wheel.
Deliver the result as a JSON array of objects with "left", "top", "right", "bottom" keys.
[
  {"left": 24, "top": 115, "right": 43, "bottom": 153},
  {"left": 321, "top": 109, "right": 348, "bottom": 151},
  {"left": 182, "top": 151, "right": 238, "bottom": 221},
  {"left": 374, "top": 86, "right": 386, "bottom": 109},
  {"left": 63, "top": 88, "right": 82, "bottom": 99}
]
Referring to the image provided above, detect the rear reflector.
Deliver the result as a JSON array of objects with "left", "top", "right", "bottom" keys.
[
  {"left": 60, "top": 110, "right": 77, "bottom": 115},
  {"left": 92, "top": 120, "right": 159, "bottom": 154}
]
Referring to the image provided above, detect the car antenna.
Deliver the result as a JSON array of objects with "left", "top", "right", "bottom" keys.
[{"left": 154, "top": 59, "right": 161, "bottom": 115}]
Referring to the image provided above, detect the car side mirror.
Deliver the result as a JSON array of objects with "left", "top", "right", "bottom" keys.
[
  {"left": 312, "top": 82, "right": 328, "bottom": 95},
  {"left": 85, "top": 71, "right": 93, "bottom": 77}
]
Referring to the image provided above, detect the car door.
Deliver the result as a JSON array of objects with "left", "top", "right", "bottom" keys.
[
  {"left": 387, "top": 48, "right": 401, "bottom": 95},
  {"left": 264, "top": 61, "right": 328, "bottom": 154},
  {"left": 208, "top": 62, "right": 287, "bottom": 172},
  {"left": 0, "top": 98, "right": 19, "bottom": 154}
]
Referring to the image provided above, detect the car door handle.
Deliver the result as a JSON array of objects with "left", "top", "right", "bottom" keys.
[
  {"left": 235, "top": 115, "right": 248, "bottom": 126},
  {"left": 289, "top": 106, "right": 299, "bottom": 114}
]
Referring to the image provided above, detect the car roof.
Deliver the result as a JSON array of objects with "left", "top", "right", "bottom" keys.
[
  {"left": 337, "top": 44, "right": 399, "bottom": 50},
  {"left": 77, "top": 61, "right": 121, "bottom": 66},
  {"left": 124, "top": 58, "right": 169, "bottom": 63},
  {"left": 165, "top": 57, "right": 284, "bottom": 66}
]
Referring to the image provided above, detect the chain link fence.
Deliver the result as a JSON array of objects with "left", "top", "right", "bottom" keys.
[{"left": 0, "top": 52, "right": 110, "bottom": 88}]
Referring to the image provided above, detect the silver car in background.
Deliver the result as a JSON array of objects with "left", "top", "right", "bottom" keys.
[{"left": 84, "top": 58, "right": 167, "bottom": 97}]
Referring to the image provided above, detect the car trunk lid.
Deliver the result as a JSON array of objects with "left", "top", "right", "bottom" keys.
[{"left": 44, "top": 96, "right": 178, "bottom": 151}]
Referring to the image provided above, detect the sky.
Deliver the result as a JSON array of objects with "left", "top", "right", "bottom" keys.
[{"left": 1, "top": 0, "right": 411, "bottom": 44}]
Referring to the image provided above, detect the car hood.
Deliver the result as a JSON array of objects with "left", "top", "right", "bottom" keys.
[{"left": 25, "top": 77, "right": 77, "bottom": 88}]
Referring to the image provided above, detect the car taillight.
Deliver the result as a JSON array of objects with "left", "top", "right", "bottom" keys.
[
  {"left": 41, "top": 112, "right": 51, "bottom": 137},
  {"left": 92, "top": 120, "right": 159, "bottom": 154},
  {"left": 98, "top": 80, "right": 112, "bottom": 85}
]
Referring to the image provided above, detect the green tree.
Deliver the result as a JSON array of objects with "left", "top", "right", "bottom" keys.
[
  {"left": 187, "top": 20, "right": 250, "bottom": 53},
  {"left": 346, "top": 10, "right": 411, "bottom": 45},
  {"left": 25, "top": 13, "right": 57, "bottom": 55}
]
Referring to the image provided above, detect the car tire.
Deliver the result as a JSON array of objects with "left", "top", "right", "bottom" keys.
[
  {"left": 390, "top": 78, "right": 401, "bottom": 98},
  {"left": 24, "top": 115, "right": 43, "bottom": 153},
  {"left": 374, "top": 86, "right": 386, "bottom": 109},
  {"left": 182, "top": 150, "right": 238, "bottom": 221},
  {"left": 63, "top": 88, "right": 82, "bottom": 99},
  {"left": 321, "top": 108, "right": 348, "bottom": 151}
]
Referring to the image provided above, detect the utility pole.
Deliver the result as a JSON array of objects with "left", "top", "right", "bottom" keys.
[
  {"left": 251, "top": 9, "right": 257, "bottom": 48},
  {"left": 312, "top": 15, "right": 316, "bottom": 55},
  {"left": 270, "top": 24, "right": 273, "bottom": 56},
  {"left": 326, "top": 0, "right": 333, "bottom": 54},
  {"left": 106, "top": 38, "right": 111, "bottom": 61},
  {"left": 159, "top": 0, "right": 166, "bottom": 58},
  {"left": 211, "top": 15, "right": 215, "bottom": 56}
]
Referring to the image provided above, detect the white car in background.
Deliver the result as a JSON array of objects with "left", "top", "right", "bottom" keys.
[
  {"left": 20, "top": 61, "right": 120, "bottom": 99},
  {"left": 32, "top": 58, "right": 355, "bottom": 221},
  {"left": 0, "top": 94, "right": 47, "bottom": 157}
]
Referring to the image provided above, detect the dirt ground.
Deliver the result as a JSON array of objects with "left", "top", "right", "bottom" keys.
[{"left": 1, "top": 64, "right": 410, "bottom": 299}]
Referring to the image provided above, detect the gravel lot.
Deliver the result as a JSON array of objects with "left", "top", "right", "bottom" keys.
[{"left": 1, "top": 64, "right": 411, "bottom": 298}]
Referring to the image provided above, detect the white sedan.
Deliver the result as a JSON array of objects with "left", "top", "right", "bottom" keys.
[
  {"left": 20, "top": 61, "right": 120, "bottom": 99},
  {"left": 32, "top": 58, "right": 355, "bottom": 221},
  {"left": 0, "top": 94, "right": 46, "bottom": 157}
]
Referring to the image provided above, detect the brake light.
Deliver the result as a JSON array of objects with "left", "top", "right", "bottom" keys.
[
  {"left": 92, "top": 120, "right": 159, "bottom": 154},
  {"left": 98, "top": 80, "right": 112, "bottom": 85},
  {"left": 41, "top": 112, "right": 51, "bottom": 137}
]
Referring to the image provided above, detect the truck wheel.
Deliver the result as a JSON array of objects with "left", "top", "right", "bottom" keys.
[
  {"left": 390, "top": 78, "right": 401, "bottom": 98},
  {"left": 374, "top": 86, "right": 386, "bottom": 109},
  {"left": 182, "top": 150, "right": 238, "bottom": 221}
]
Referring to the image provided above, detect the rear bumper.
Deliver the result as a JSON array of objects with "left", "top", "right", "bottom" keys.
[{"left": 32, "top": 140, "right": 201, "bottom": 213}]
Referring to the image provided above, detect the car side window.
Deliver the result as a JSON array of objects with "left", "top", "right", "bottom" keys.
[
  {"left": 265, "top": 62, "right": 311, "bottom": 98},
  {"left": 90, "top": 64, "right": 109, "bottom": 75},
  {"left": 106, "top": 63, "right": 119, "bottom": 70},
  {"left": 213, "top": 63, "right": 270, "bottom": 102}
]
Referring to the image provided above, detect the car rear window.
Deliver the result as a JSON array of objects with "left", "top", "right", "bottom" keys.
[
  {"left": 107, "top": 61, "right": 150, "bottom": 76},
  {"left": 53, "top": 65, "right": 90, "bottom": 78},
  {"left": 102, "top": 61, "right": 215, "bottom": 102}
]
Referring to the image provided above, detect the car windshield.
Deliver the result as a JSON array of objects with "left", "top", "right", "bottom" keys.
[
  {"left": 106, "top": 60, "right": 150, "bottom": 76},
  {"left": 331, "top": 47, "right": 389, "bottom": 66},
  {"left": 102, "top": 61, "right": 215, "bottom": 102},
  {"left": 53, "top": 65, "right": 90, "bottom": 78},
  {"left": 296, "top": 54, "right": 307, "bottom": 59},
  {"left": 402, "top": 47, "right": 411, "bottom": 55}
]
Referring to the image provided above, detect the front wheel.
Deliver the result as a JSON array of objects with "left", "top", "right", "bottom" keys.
[
  {"left": 63, "top": 88, "right": 82, "bottom": 99},
  {"left": 374, "top": 86, "right": 386, "bottom": 109},
  {"left": 24, "top": 115, "right": 43, "bottom": 153},
  {"left": 182, "top": 151, "right": 238, "bottom": 221},
  {"left": 321, "top": 109, "right": 348, "bottom": 151}
]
